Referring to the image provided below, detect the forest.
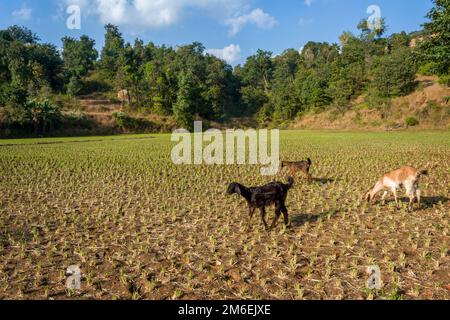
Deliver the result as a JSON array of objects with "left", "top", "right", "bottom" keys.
[{"left": 0, "top": 0, "right": 448, "bottom": 136}]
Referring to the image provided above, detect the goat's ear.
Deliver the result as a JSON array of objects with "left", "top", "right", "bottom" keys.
[{"left": 235, "top": 184, "right": 242, "bottom": 195}]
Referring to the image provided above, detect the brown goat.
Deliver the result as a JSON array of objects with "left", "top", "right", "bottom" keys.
[
  {"left": 365, "top": 166, "right": 428, "bottom": 210},
  {"left": 281, "top": 158, "right": 312, "bottom": 183}
]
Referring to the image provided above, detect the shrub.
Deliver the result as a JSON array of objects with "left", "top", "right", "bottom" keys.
[
  {"left": 112, "top": 112, "right": 155, "bottom": 132},
  {"left": 0, "top": 99, "right": 62, "bottom": 136},
  {"left": 67, "top": 76, "right": 82, "bottom": 96},
  {"left": 365, "top": 88, "right": 392, "bottom": 110},
  {"left": 418, "top": 62, "right": 438, "bottom": 76},
  {"left": 438, "top": 74, "right": 450, "bottom": 87},
  {"left": 405, "top": 117, "right": 419, "bottom": 127},
  {"left": 353, "top": 111, "right": 362, "bottom": 125},
  {"left": 63, "top": 112, "right": 96, "bottom": 129},
  {"left": 79, "top": 71, "right": 112, "bottom": 95}
]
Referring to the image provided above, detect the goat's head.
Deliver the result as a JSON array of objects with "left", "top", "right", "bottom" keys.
[{"left": 227, "top": 183, "right": 241, "bottom": 195}]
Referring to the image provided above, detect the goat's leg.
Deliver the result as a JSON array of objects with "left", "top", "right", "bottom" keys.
[
  {"left": 407, "top": 190, "right": 415, "bottom": 211},
  {"left": 408, "top": 196, "right": 414, "bottom": 211},
  {"left": 269, "top": 208, "right": 282, "bottom": 231},
  {"left": 392, "top": 188, "right": 399, "bottom": 209},
  {"left": 381, "top": 191, "right": 388, "bottom": 205},
  {"left": 416, "top": 189, "right": 422, "bottom": 209},
  {"left": 281, "top": 205, "right": 289, "bottom": 227},
  {"left": 247, "top": 207, "right": 256, "bottom": 230},
  {"left": 405, "top": 184, "right": 415, "bottom": 211},
  {"left": 260, "top": 207, "right": 268, "bottom": 230},
  {"left": 305, "top": 169, "right": 312, "bottom": 184}
]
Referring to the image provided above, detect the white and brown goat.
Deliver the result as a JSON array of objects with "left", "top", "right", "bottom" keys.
[{"left": 365, "top": 166, "right": 428, "bottom": 210}]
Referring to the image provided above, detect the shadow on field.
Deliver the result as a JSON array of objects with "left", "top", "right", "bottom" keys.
[
  {"left": 312, "top": 177, "right": 335, "bottom": 185},
  {"left": 290, "top": 210, "right": 338, "bottom": 227},
  {"left": 384, "top": 196, "right": 449, "bottom": 210},
  {"left": 420, "top": 196, "right": 450, "bottom": 209},
  {"left": 395, "top": 196, "right": 449, "bottom": 209}
]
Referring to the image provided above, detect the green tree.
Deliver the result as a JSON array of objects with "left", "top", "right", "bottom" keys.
[
  {"left": 174, "top": 71, "right": 195, "bottom": 130},
  {"left": 62, "top": 35, "right": 98, "bottom": 79},
  {"left": 236, "top": 50, "right": 273, "bottom": 115},
  {"left": 100, "top": 24, "right": 124, "bottom": 77},
  {"left": 144, "top": 60, "right": 173, "bottom": 115},
  {"left": 271, "top": 49, "right": 301, "bottom": 121},
  {"left": 0, "top": 26, "right": 62, "bottom": 106},
  {"left": 3, "top": 25, "right": 39, "bottom": 44},
  {"left": 389, "top": 32, "right": 410, "bottom": 51},
  {"left": 295, "top": 68, "right": 331, "bottom": 110},
  {"left": 294, "top": 43, "right": 338, "bottom": 111},
  {"left": 116, "top": 40, "right": 146, "bottom": 108},
  {"left": 371, "top": 47, "right": 417, "bottom": 98},
  {"left": 420, "top": 0, "right": 450, "bottom": 81},
  {"left": 357, "top": 17, "right": 387, "bottom": 40},
  {"left": 203, "top": 58, "right": 236, "bottom": 120},
  {"left": 301, "top": 42, "right": 339, "bottom": 69}
]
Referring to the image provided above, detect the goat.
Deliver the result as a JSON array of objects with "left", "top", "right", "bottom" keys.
[
  {"left": 227, "top": 177, "right": 295, "bottom": 231},
  {"left": 365, "top": 166, "right": 428, "bottom": 210},
  {"left": 117, "top": 89, "right": 130, "bottom": 109},
  {"left": 281, "top": 158, "right": 313, "bottom": 183}
]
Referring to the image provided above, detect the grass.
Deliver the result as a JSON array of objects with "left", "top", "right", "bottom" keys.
[
  {"left": 0, "top": 130, "right": 449, "bottom": 300},
  {"left": 0, "top": 133, "right": 161, "bottom": 146}
]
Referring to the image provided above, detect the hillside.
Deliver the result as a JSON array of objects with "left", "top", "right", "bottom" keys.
[
  {"left": 292, "top": 76, "right": 450, "bottom": 131},
  {"left": 69, "top": 76, "right": 449, "bottom": 134}
]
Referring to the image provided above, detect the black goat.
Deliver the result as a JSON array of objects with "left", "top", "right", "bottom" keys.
[{"left": 227, "top": 177, "right": 294, "bottom": 231}]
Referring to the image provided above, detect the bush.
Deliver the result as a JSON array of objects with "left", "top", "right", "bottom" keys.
[
  {"left": 438, "top": 74, "right": 450, "bottom": 87},
  {"left": 63, "top": 112, "right": 96, "bottom": 129},
  {"left": 79, "top": 71, "right": 112, "bottom": 95},
  {"left": 405, "top": 117, "right": 419, "bottom": 127},
  {"left": 418, "top": 62, "right": 438, "bottom": 76},
  {"left": 0, "top": 99, "right": 62, "bottom": 136},
  {"left": 67, "top": 76, "right": 82, "bottom": 96},
  {"left": 365, "top": 87, "right": 392, "bottom": 110},
  {"left": 112, "top": 112, "right": 156, "bottom": 132}
]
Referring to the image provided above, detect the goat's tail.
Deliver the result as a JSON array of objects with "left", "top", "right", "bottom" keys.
[
  {"left": 307, "top": 158, "right": 312, "bottom": 166},
  {"left": 286, "top": 176, "right": 295, "bottom": 189}
]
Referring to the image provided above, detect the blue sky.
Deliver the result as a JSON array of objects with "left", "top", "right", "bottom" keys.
[{"left": 0, "top": 0, "right": 433, "bottom": 65}]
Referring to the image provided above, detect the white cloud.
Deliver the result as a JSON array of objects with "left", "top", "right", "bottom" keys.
[
  {"left": 225, "top": 8, "right": 277, "bottom": 36},
  {"left": 59, "top": 0, "right": 275, "bottom": 35},
  {"left": 12, "top": 5, "right": 32, "bottom": 20},
  {"left": 61, "top": 0, "right": 247, "bottom": 26},
  {"left": 205, "top": 44, "right": 241, "bottom": 64},
  {"left": 304, "top": 0, "right": 314, "bottom": 6}
]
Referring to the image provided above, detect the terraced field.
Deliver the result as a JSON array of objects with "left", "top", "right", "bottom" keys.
[{"left": 0, "top": 131, "right": 449, "bottom": 300}]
